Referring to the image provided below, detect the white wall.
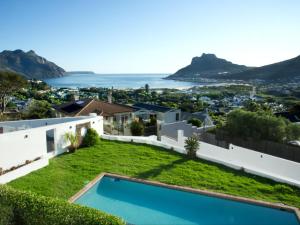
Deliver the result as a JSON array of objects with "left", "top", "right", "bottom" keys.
[
  {"left": 0, "top": 128, "right": 46, "bottom": 170},
  {"left": 161, "top": 130, "right": 187, "bottom": 150},
  {"left": 0, "top": 116, "right": 103, "bottom": 171},
  {"left": 160, "top": 130, "right": 300, "bottom": 187},
  {"left": 0, "top": 157, "right": 49, "bottom": 184},
  {"left": 198, "top": 142, "right": 300, "bottom": 187}
]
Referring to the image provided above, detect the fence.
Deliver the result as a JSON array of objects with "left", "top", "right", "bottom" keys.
[{"left": 200, "top": 132, "right": 300, "bottom": 163}]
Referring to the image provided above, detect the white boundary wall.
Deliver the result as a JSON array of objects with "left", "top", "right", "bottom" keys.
[
  {"left": 0, "top": 157, "right": 49, "bottom": 184},
  {"left": 103, "top": 132, "right": 300, "bottom": 188},
  {"left": 198, "top": 142, "right": 300, "bottom": 187},
  {"left": 0, "top": 116, "right": 103, "bottom": 183}
]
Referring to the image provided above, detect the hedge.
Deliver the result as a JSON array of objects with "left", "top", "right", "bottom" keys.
[{"left": 0, "top": 185, "right": 125, "bottom": 225}]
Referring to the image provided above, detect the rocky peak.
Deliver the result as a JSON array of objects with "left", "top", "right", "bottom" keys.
[{"left": 0, "top": 49, "right": 65, "bottom": 79}]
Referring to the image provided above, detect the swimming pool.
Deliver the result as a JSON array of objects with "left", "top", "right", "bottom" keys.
[{"left": 72, "top": 173, "right": 300, "bottom": 225}]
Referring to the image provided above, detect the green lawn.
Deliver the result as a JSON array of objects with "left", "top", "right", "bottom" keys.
[{"left": 9, "top": 140, "right": 300, "bottom": 208}]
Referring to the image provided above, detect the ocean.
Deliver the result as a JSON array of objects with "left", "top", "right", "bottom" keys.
[{"left": 44, "top": 73, "right": 198, "bottom": 89}]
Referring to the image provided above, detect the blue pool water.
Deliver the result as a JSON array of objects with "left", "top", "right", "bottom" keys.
[{"left": 75, "top": 176, "right": 300, "bottom": 225}]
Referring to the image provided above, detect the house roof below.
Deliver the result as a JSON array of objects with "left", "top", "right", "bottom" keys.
[
  {"left": 54, "top": 99, "right": 134, "bottom": 117},
  {"left": 133, "top": 103, "right": 173, "bottom": 113}
]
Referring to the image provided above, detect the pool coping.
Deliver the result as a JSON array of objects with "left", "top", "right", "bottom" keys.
[{"left": 69, "top": 172, "right": 300, "bottom": 221}]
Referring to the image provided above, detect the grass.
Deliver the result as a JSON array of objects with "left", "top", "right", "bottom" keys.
[{"left": 9, "top": 139, "right": 300, "bottom": 208}]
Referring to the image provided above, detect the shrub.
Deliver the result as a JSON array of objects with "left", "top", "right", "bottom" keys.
[
  {"left": 82, "top": 128, "right": 100, "bottom": 147},
  {"left": 64, "top": 132, "right": 79, "bottom": 153},
  {"left": 0, "top": 185, "right": 124, "bottom": 225},
  {"left": 187, "top": 118, "right": 202, "bottom": 127},
  {"left": 130, "top": 121, "right": 144, "bottom": 136},
  {"left": 184, "top": 135, "right": 200, "bottom": 158}
]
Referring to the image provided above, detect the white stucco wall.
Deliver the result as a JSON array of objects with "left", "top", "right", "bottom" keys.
[
  {"left": 0, "top": 128, "right": 46, "bottom": 170},
  {"left": 160, "top": 130, "right": 300, "bottom": 187},
  {"left": 198, "top": 142, "right": 300, "bottom": 187},
  {"left": 0, "top": 116, "right": 103, "bottom": 171},
  {"left": 0, "top": 157, "right": 49, "bottom": 184}
]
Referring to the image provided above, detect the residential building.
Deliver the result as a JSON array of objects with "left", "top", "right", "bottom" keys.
[
  {"left": 181, "top": 109, "right": 214, "bottom": 127},
  {"left": 132, "top": 103, "right": 181, "bottom": 124},
  {"left": 0, "top": 115, "right": 103, "bottom": 183},
  {"left": 54, "top": 99, "right": 134, "bottom": 134}
]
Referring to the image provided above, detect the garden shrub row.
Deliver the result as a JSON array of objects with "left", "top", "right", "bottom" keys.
[{"left": 0, "top": 185, "right": 124, "bottom": 225}]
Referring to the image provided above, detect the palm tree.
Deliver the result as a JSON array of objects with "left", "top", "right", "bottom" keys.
[
  {"left": 64, "top": 132, "right": 79, "bottom": 153},
  {"left": 184, "top": 135, "right": 200, "bottom": 158}
]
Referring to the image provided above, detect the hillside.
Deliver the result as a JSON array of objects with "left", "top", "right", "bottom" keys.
[
  {"left": 166, "top": 53, "right": 250, "bottom": 81},
  {"left": 0, "top": 50, "right": 65, "bottom": 79},
  {"left": 219, "top": 55, "right": 300, "bottom": 81}
]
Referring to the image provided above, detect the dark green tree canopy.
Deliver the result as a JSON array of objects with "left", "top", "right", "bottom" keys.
[
  {"left": 0, "top": 71, "right": 27, "bottom": 113},
  {"left": 23, "top": 100, "right": 55, "bottom": 119},
  {"left": 224, "top": 109, "right": 300, "bottom": 143}
]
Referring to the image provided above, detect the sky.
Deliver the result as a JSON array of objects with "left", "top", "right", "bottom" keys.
[{"left": 1, "top": 0, "right": 300, "bottom": 73}]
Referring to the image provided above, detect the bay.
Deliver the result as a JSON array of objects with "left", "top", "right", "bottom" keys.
[{"left": 44, "top": 73, "right": 198, "bottom": 89}]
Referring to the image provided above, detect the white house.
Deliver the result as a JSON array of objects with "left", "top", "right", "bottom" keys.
[
  {"left": 133, "top": 103, "right": 181, "bottom": 124},
  {"left": 0, "top": 115, "right": 103, "bottom": 183}
]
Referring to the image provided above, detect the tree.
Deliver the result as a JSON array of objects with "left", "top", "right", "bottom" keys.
[
  {"left": 224, "top": 109, "right": 294, "bottom": 143},
  {"left": 0, "top": 71, "right": 27, "bottom": 114},
  {"left": 188, "top": 118, "right": 202, "bottom": 127},
  {"left": 184, "top": 135, "right": 200, "bottom": 158},
  {"left": 130, "top": 121, "right": 144, "bottom": 136},
  {"left": 23, "top": 100, "right": 55, "bottom": 119}
]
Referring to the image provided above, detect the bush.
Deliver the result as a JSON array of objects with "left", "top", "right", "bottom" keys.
[
  {"left": 0, "top": 185, "right": 124, "bottom": 225},
  {"left": 82, "top": 128, "right": 100, "bottom": 147},
  {"left": 184, "top": 135, "right": 200, "bottom": 158},
  {"left": 187, "top": 118, "right": 202, "bottom": 127},
  {"left": 130, "top": 121, "right": 144, "bottom": 136}
]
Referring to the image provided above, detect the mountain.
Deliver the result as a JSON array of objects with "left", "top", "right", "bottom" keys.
[
  {"left": 218, "top": 55, "right": 300, "bottom": 81},
  {"left": 0, "top": 49, "right": 65, "bottom": 79},
  {"left": 166, "top": 53, "right": 251, "bottom": 81}
]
